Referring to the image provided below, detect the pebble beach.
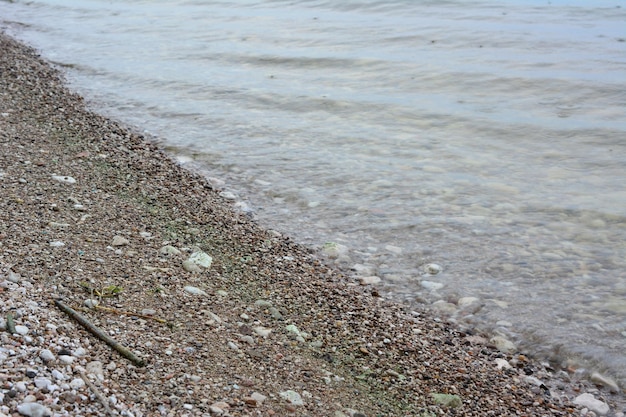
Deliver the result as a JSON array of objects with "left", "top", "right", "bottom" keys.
[{"left": 0, "top": 31, "right": 624, "bottom": 417}]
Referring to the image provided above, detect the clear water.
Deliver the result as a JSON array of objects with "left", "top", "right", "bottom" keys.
[{"left": 2, "top": 0, "right": 625, "bottom": 387}]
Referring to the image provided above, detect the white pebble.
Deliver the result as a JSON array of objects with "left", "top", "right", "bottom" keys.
[
  {"left": 279, "top": 390, "right": 304, "bottom": 406},
  {"left": 251, "top": 392, "right": 267, "bottom": 404},
  {"left": 86, "top": 361, "right": 104, "bottom": 380},
  {"left": 490, "top": 335, "right": 517, "bottom": 353},
  {"left": 494, "top": 358, "right": 512, "bottom": 370},
  {"left": 14, "top": 325, "right": 29, "bottom": 335},
  {"left": 184, "top": 286, "right": 208, "bottom": 296},
  {"left": 421, "top": 281, "right": 444, "bottom": 291},
  {"left": 253, "top": 326, "right": 272, "bottom": 338},
  {"left": 15, "top": 381, "right": 27, "bottom": 392},
  {"left": 425, "top": 263, "right": 442, "bottom": 275},
  {"left": 84, "top": 299, "right": 99, "bottom": 309},
  {"left": 70, "top": 378, "right": 85, "bottom": 389},
  {"left": 111, "top": 235, "right": 129, "bottom": 246},
  {"left": 39, "top": 349, "right": 55, "bottom": 362},
  {"left": 160, "top": 245, "right": 182, "bottom": 255},
  {"left": 574, "top": 393, "right": 609, "bottom": 416},
  {"left": 51, "top": 370, "right": 66, "bottom": 381},
  {"left": 16, "top": 402, "right": 51, "bottom": 417},
  {"left": 8, "top": 270, "right": 21, "bottom": 283},
  {"left": 73, "top": 347, "right": 87, "bottom": 357},
  {"left": 458, "top": 297, "right": 480, "bottom": 306},
  {"left": 34, "top": 377, "right": 51, "bottom": 389},
  {"left": 359, "top": 276, "right": 381, "bottom": 285},
  {"left": 49, "top": 241, "right": 65, "bottom": 247},
  {"left": 51, "top": 175, "right": 76, "bottom": 184},
  {"left": 59, "top": 355, "right": 74, "bottom": 364},
  {"left": 189, "top": 251, "right": 212, "bottom": 268},
  {"left": 590, "top": 371, "right": 620, "bottom": 393}
]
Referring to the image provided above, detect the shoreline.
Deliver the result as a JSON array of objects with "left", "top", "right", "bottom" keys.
[{"left": 0, "top": 31, "right": 624, "bottom": 416}]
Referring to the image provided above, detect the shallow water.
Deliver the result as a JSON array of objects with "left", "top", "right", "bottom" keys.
[{"left": 2, "top": 0, "right": 625, "bottom": 386}]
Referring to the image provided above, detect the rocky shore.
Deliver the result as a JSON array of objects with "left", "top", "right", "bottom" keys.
[{"left": 0, "top": 32, "right": 624, "bottom": 417}]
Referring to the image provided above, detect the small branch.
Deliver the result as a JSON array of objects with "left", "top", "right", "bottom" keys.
[
  {"left": 54, "top": 299, "right": 146, "bottom": 367},
  {"left": 79, "top": 371, "right": 119, "bottom": 417},
  {"left": 95, "top": 305, "right": 168, "bottom": 324}
]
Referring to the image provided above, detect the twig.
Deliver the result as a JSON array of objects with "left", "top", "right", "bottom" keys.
[
  {"left": 54, "top": 299, "right": 146, "bottom": 367},
  {"left": 79, "top": 371, "right": 118, "bottom": 417},
  {"left": 95, "top": 305, "right": 168, "bottom": 324}
]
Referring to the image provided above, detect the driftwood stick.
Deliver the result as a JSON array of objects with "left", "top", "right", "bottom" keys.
[
  {"left": 54, "top": 299, "right": 146, "bottom": 367},
  {"left": 79, "top": 371, "right": 118, "bottom": 417}
]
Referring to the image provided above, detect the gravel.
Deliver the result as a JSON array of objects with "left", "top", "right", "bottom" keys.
[{"left": 1, "top": 31, "right": 624, "bottom": 416}]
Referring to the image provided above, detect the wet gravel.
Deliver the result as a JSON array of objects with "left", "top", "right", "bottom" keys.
[{"left": 1, "top": 31, "right": 624, "bottom": 417}]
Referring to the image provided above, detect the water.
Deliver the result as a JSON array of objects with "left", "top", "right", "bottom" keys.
[{"left": 2, "top": 0, "right": 625, "bottom": 386}]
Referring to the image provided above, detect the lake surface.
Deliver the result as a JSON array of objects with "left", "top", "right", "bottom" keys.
[{"left": 2, "top": 0, "right": 625, "bottom": 387}]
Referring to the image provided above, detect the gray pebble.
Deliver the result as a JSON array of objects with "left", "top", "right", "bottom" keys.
[{"left": 39, "top": 349, "right": 55, "bottom": 363}]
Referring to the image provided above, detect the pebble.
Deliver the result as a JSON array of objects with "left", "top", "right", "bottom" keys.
[
  {"left": 86, "top": 361, "right": 104, "bottom": 380},
  {"left": 254, "top": 299, "right": 272, "bottom": 308},
  {"left": 84, "top": 299, "right": 99, "bottom": 309},
  {"left": 182, "top": 259, "right": 203, "bottom": 273},
  {"left": 286, "top": 324, "right": 302, "bottom": 338},
  {"left": 14, "top": 325, "right": 29, "bottom": 335},
  {"left": 8, "top": 270, "right": 20, "bottom": 283},
  {"left": 352, "top": 264, "right": 375, "bottom": 276},
  {"left": 48, "top": 222, "right": 69, "bottom": 228},
  {"left": 359, "top": 276, "right": 381, "bottom": 285},
  {"left": 59, "top": 355, "right": 74, "bottom": 365},
  {"left": 494, "top": 358, "right": 512, "bottom": 370},
  {"left": 39, "top": 349, "right": 55, "bottom": 363},
  {"left": 321, "top": 242, "right": 348, "bottom": 259},
  {"left": 432, "top": 300, "right": 457, "bottom": 314},
  {"left": 421, "top": 281, "right": 444, "bottom": 291},
  {"left": 385, "top": 244, "right": 403, "bottom": 254},
  {"left": 253, "top": 326, "right": 272, "bottom": 338},
  {"left": 490, "top": 335, "right": 517, "bottom": 353},
  {"left": 70, "top": 378, "right": 85, "bottom": 389},
  {"left": 219, "top": 191, "right": 237, "bottom": 200},
  {"left": 268, "top": 307, "right": 283, "bottom": 320},
  {"left": 425, "top": 263, "right": 442, "bottom": 275},
  {"left": 590, "top": 371, "right": 620, "bottom": 393},
  {"left": 51, "top": 370, "right": 66, "bottom": 381},
  {"left": 73, "top": 347, "right": 87, "bottom": 357},
  {"left": 431, "top": 393, "right": 462, "bottom": 408},
  {"left": 250, "top": 392, "right": 266, "bottom": 405},
  {"left": 457, "top": 297, "right": 480, "bottom": 306},
  {"left": 160, "top": 245, "right": 181, "bottom": 255},
  {"left": 51, "top": 175, "right": 76, "bottom": 184},
  {"left": 16, "top": 402, "right": 51, "bottom": 417},
  {"left": 34, "top": 377, "right": 51, "bottom": 389},
  {"left": 574, "top": 393, "right": 609, "bottom": 416},
  {"left": 111, "top": 235, "right": 129, "bottom": 246},
  {"left": 187, "top": 251, "right": 213, "bottom": 269},
  {"left": 279, "top": 390, "right": 304, "bottom": 406},
  {"left": 184, "top": 286, "right": 208, "bottom": 296}
]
